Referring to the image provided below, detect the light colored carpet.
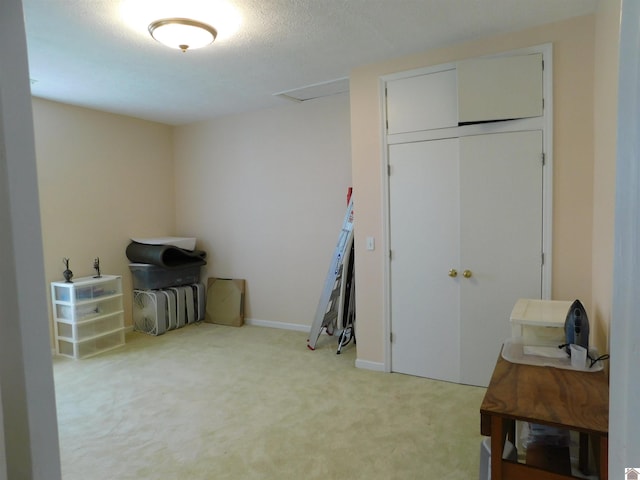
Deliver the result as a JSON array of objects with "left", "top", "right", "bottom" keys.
[{"left": 53, "top": 324, "right": 487, "bottom": 479}]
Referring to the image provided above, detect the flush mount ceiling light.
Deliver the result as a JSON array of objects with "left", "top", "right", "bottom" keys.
[{"left": 148, "top": 18, "right": 217, "bottom": 52}]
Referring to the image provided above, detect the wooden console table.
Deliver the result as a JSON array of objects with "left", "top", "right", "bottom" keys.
[{"left": 480, "top": 350, "right": 609, "bottom": 479}]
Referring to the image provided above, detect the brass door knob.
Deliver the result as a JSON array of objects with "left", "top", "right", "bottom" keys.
[
  {"left": 448, "top": 269, "right": 458, "bottom": 278},
  {"left": 463, "top": 269, "right": 473, "bottom": 278}
]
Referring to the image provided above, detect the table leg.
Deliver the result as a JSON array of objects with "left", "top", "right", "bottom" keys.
[
  {"left": 578, "top": 433, "right": 589, "bottom": 474},
  {"left": 491, "top": 415, "right": 509, "bottom": 480},
  {"left": 507, "top": 420, "right": 516, "bottom": 445},
  {"left": 600, "top": 436, "right": 608, "bottom": 480}
]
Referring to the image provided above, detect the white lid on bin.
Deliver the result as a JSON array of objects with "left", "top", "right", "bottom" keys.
[
  {"left": 130, "top": 237, "right": 196, "bottom": 251},
  {"left": 510, "top": 298, "right": 573, "bottom": 328}
]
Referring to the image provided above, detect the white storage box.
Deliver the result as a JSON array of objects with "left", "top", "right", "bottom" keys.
[{"left": 510, "top": 299, "right": 571, "bottom": 346}]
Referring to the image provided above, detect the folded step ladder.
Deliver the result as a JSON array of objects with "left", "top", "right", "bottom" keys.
[{"left": 307, "top": 198, "right": 354, "bottom": 350}]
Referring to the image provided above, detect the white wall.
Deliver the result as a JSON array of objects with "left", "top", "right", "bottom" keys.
[
  {"left": 0, "top": 0, "right": 61, "bottom": 477},
  {"left": 174, "top": 93, "right": 352, "bottom": 328}
]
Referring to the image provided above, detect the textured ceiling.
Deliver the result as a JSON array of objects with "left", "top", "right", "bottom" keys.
[{"left": 22, "top": 0, "right": 598, "bottom": 126}]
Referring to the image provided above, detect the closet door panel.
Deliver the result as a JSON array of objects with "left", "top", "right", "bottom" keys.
[
  {"left": 389, "top": 138, "right": 461, "bottom": 381},
  {"left": 458, "top": 130, "right": 543, "bottom": 386},
  {"left": 386, "top": 69, "right": 458, "bottom": 135},
  {"left": 457, "top": 53, "right": 543, "bottom": 123}
]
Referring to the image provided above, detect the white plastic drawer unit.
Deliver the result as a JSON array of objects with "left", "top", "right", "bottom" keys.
[{"left": 51, "top": 274, "right": 125, "bottom": 359}]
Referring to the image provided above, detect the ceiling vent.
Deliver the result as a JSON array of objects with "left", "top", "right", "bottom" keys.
[{"left": 273, "top": 77, "right": 349, "bottom": 103}]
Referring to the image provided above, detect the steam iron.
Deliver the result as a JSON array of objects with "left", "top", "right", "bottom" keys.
[{"left": 564, "top": 299, "right": 589, "bottom": 355}]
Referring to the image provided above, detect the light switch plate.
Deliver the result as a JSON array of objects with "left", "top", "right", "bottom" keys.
[{"left": 366, "top": 236, "right": 375, "bottom": 251}]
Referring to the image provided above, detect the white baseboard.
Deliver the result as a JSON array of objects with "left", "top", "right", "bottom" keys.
[
  {"left": 245, "top": 320, "right": 386, "bottom": 373},
  {"left": 244, "top": 318, "right": 311, "bottom": 333},
  {"left": 355, "top": 359, "right": 386, "bottom": 372}
]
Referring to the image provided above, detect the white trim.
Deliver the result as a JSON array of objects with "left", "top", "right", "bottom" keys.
[
  {"left": 383, "top": 63, "right": 457, "bottom": 83},
  {"left": 541, "top": 44, "right": 553, "bottom": 300},
  {"left": 355, "top": 359, "right": 386, "bottom": 372},
  {"left": 380, "top": 43, "right": 553, "bottom": 375},
  {"left": 1, "top": 0, "right": 62, "bottom": 475},
  {"left": 244, "top": 318, "right": 311, "bottom": 333},
  {"left": 387, "top": 116, "right": 543, "bottom": 145},
  {"left": 379, "top": 76, "right": 393, "bottom": 373}
]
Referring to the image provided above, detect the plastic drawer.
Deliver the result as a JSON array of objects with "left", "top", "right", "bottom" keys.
[
  {"left": 57, "top": 314, "right": 124, "bottom": 341},
  {"left": 55, "top": 296, "right": 123, "bottom": 322},
  {"left": 57, "top": 328, "right": 125, "bottom": 359}
]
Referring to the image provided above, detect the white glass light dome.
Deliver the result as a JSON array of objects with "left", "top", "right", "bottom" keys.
[{"left": 148, "top": 18, "right": 217, "bottom": 52}]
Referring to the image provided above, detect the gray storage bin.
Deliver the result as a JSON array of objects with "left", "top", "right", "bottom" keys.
[{"left": 129, "top": 263, "right": 201, "bottom": 290}]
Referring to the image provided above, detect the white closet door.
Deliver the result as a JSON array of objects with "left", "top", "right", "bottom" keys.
[
  {"left": 458, "top": 131, "right": 543, "bottom": 386},
  {"left": 386, "top": 69, "right": 458, "bottom": 134},
  {"left": 457, "top": 53, "right": 543, "bottom": 123},
  {"left": 389, "top": 138, "right": 461, "bottom": 381},
  {"left": 389, "top": 131, "right": 543, "bottom": 386}
]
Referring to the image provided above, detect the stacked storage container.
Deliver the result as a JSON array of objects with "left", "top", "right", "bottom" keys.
[{"left": 127, "top": 237, "right": 207, "bottom": 335}]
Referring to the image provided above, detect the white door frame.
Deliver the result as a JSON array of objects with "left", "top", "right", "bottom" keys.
[
  {"left": 609, "top": 1, "right": 640, "bottom": 475},
  {"left": 380, "top": 44, "right": 554, "bottom": 373},
  {"left": 0, "top": 0, "right": 62, "bottom": 477}
]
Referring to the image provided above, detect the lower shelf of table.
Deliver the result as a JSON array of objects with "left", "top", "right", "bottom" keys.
[{"left": 483, "top": 425, "right": 606, "bottom": 480}]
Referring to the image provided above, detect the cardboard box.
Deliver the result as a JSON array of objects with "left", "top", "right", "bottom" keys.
[{"left": 205, "top": 278, "right": 245, "bottom": 327}]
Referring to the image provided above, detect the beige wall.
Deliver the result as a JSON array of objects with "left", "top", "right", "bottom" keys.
[
  {"left": 350, "top": 15, "right": 599, "bottom": 365},
  {"left": 173, "top": 93, "right": 352, "bottom": 327},
  {"left": 32, "top": 98, "right": 175, "bottom": 340},
  {"left": 591, "top": 0, "right": 620, "bottom": 360}
]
